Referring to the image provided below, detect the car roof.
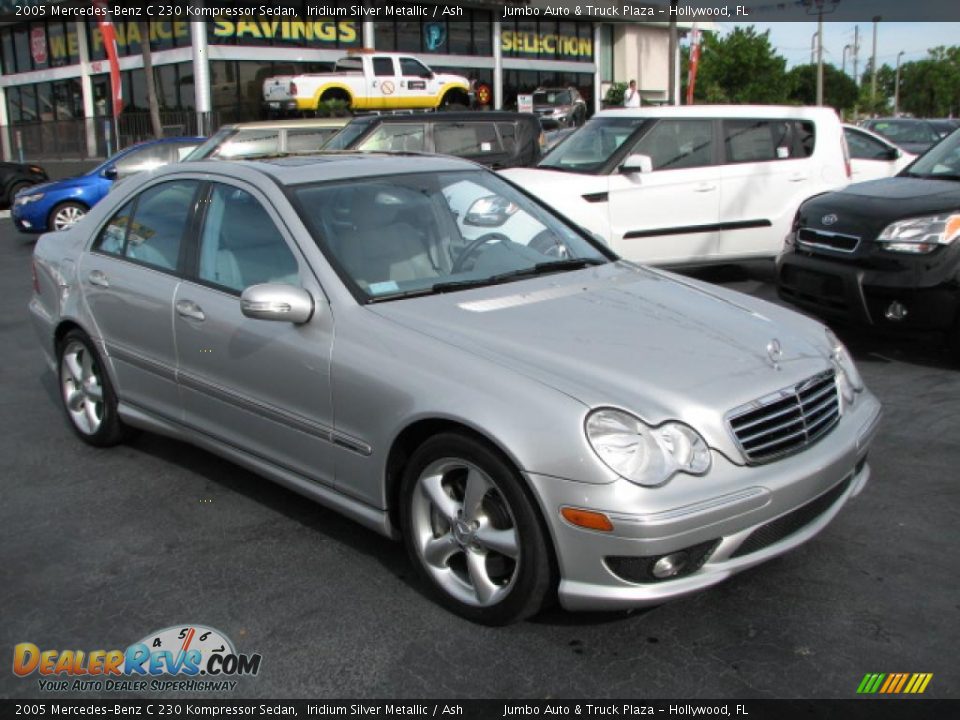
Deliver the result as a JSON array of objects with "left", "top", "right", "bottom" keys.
[
  {"left": 151, "top": 152, "right": 479, "bottom": 186},
  {"left": 594, "top": 105, "right": 839, "bottom": 120},
  {"left": 220, "top": 118, "right": 350, "bottom": 130},
  {"left": 348, "top": 111, "right": 538, "bottom": 124}
]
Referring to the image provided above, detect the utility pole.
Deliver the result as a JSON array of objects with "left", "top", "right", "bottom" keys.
[
  {"left": 810, "top": 32, "right": 818, "bottom": 65},
  {"left": 816, "top": 12, "right": 824, "bottom": 105},
  {"left": 668, "top": 0, "right": 678, "bottom": 105},
  {"left": 894, "top": 50, "right": 905, "bottom": 115},
  {"left": 853, "top": 25, "right": 860, "bottom": 85},
  {"left": 871, "top": 16, "right": 880, "bottom": 102}
]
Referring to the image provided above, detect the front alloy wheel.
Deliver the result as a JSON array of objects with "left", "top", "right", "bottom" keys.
[
  {"left": 401, "top": 433, "right": 553, "bottom": 625},
  {"left": 51, "top": 202, "right": 86, "bottom": 231}
]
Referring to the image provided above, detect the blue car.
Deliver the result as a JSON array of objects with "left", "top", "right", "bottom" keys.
[{"left": 12, "top": 136, "right": 204, "bottom": 233}]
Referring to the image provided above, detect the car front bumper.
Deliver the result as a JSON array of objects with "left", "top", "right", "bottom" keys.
[
  {"left": 777, "top": 246, "right": 960, "bottom": 333},
  {"left": 12, "top": 201, "right": 49, "bottom": 233},
  {"left": 527, "top": 391, "right": 882, "bottom": 611}
]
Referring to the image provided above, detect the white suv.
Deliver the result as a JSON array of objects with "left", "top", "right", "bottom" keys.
[{"left": 501, "top": 105, "right": 851, "bottom": 266}]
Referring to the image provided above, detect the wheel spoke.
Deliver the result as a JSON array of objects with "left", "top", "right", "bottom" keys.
[
  {"left": 84, "top": 400, "right": 100, "bottom": 430},
  {"left": 421, "top": 473, "right": 461, "bottom": 523},
  {"left": 80, "top": 350, "right": 93, "bottom": 381},
  {"left": 465, "top": 549, "right": 499, "bottom": 605},
  {"left": 422, "top": 533, "right": 460, "bottom": 568},
  {"left": 64, "top": 353, "right": 83, "bottom": 383},
  {"left": 65, "top": 386, "right": 84, "bottom": 412},
  {"left": 462, "top": 468, "right": 492, "bottom": 522},
  {"left": 475, "top": 524, "right": 519, "bottom": 559},
  {"left": 85, "top": 377, "right": 103, "bottom": 401}
]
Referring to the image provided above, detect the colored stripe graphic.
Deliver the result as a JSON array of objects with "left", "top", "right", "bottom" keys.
[{"left": 858, "top": 673, "right": 932, "bottom": 694}]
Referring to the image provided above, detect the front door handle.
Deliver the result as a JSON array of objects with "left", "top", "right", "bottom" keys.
[
  {"left": 693, "top": 183, "right": 717, "bottom": 193},
  {"left": 87, "top": 270, "right": 109, "bottom": 287},
  {"left": 788, "top": 174, "right": 808, "bottom": 182},
  {"left": 176, "top": 299, "right": 205, "bottom": 322}
]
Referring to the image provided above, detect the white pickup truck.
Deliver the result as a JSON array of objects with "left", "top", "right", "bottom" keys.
[{"left": 263, "top": 52, "right": 472, "bottom": 114}]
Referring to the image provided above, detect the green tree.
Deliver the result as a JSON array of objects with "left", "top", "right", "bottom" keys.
[
  {"left": 681, "top": 27, "right": 789, "bottom": 104},
  {"left": 787, "top": 63, "right": 860, "bottom": 115},
  {"left": 896, "top": 48, "right": 960, "bottom": 117}
]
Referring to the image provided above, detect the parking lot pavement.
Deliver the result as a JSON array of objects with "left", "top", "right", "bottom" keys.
[{"left": 1, "top": 222, "right": 957, "bottom": 700}]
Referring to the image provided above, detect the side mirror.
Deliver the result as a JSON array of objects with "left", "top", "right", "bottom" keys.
[
  {"left": 620, "top": 154, "right": 653, "bottom": 174},
  {"left": 102, "top": 166, "right": 118, "bottom": 181},
  {"left": 885, "top": 147, "right": 901, "bottom": 160},
  {"left": 240, "top": 283, "right": 314, "bottom": 324},
  {"left": 464, "top": 195, "right": 518, "bottom": 227}
]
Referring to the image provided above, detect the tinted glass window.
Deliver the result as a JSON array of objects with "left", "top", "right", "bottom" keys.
[
  {"left": 115, "top": 144, "right": 172, "bottom": 178},
  {"left": 870, "top": 120, "right": 939, "bottom": 144},
  {"left": 539, "top": 117, "right": 649, "bottom": 174},
  {"left": 632, "top": 119, "right": 714, "bottom": 171},
  {"left": 434, "top": 123, "right": 502, "bottom": 156},
  {"left": 357, "top": 124, "right": 425, "bottom": 152},
  {"left": 124, "top": 181, "right": 198, "bottom": 270},
  {"left": 723, "top": 119, "right": 794, "bottom": 163},
  {"left": 372, "top": 57, "right": 394, "bottom": 77},
  {"left": 845, "top": 128, "right": 891, "bottom": 160},
  {"left": 94, "top": 200, "right": 136, "bottom": 256},
  {"left": 286, "top": 128, "right": 340, "bottom": 154},
  {"left": 794, "top": 121, "right": 816, "bottom": 158},
  {"left": 399, "top": 57, "right": 430, "bottom": 78},
  {"left": 197, "top": 184, "right": 298, "bottom": 293}
]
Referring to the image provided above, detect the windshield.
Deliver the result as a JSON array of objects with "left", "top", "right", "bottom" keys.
[
  {"left": 538, "top": 117, "right": 650, "bottom": 174},
  {"left": 903, "top": 129, "right": 960, "bottom": 178},
  {"left": 292, "top": 170, "right": 611, "bottom": 302},
  {"left": 324, "top": 121, "right": 374, "bottom": 150},
  {"left": 183, "top": 128, "right": 281, "bottom": 161},
  {"left": 534, "top": 90, "right": 571, "bottom": 106}
]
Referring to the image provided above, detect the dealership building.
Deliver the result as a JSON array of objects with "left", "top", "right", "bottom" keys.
[{"left": 0, "top": 1, "right": 692, "bottom": 160}]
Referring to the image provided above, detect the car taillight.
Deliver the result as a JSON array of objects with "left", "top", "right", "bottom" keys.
[
  {"left": 31, "top": 260, "right": 39, "bottom": 293},
  {"left": 289, "top": 81, "right": 297, "bottom": 96}
]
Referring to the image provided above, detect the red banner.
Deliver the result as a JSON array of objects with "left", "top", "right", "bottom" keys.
[
  {"left": 686, "top": 24, "right": 701, "bottom": 105},
  {"left": 93, "top": 2, "right": 123, "bottom": 118}
]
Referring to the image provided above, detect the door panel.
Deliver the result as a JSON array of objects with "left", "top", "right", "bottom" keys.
[
  {"left": 174, "top": 182, "right": 335, "bottom": 486},
  {"left": 398, "top": 57, "right": 437, "bottom": 108},
  {"left": 608, "top": 118, "right": 720, "bottom": 265}
]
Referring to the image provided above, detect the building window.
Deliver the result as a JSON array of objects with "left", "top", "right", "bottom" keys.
[
  {"left": 1, "top": 29, "right": 15, "bottom": 74},
  {"left": 600, "top": 25, "right": 614, "bottom": 82},
  {"left": 13, "top": 26, "right": 31, "bottom": 73},
  {"left": 374, "top": 14, "right": 492, "bottom": 56}
]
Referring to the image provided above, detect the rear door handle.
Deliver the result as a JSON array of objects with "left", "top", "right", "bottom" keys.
[
  {"left": 693, "top": 183, "right": 717, "bottom": 193},
  {"left": 87, "top": 270, "right": 109, "bottom": 287},
  {"left": 176, "top": 300, "right": 205, "bottom": 322},
  {"left": 788, "top": 174, "right": 808, "bottom": 182}
]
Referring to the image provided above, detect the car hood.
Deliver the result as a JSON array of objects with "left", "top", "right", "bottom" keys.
[
  {"left": 370, "top": 262, "right": 832, "bottom": 461},
  {"left": 19, "top": 174, "right": 93, "bottom": 196}
]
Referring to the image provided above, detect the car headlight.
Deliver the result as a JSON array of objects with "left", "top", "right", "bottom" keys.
[
  {"left": 876, "top": 213, "right": 960, "bottom": 253},
  {"left": 585, "top": 408, "right": 711, "bottom": 487},
  {"left": 15, "top": 192, "right": 44, "bottom": 206},
  {"left": 826, "top": 328, "right": 864, "bottom": 410}
]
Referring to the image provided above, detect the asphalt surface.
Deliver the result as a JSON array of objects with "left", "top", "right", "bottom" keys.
[{"left": 1, "top": 221, "right": 958, "bottom": 701}]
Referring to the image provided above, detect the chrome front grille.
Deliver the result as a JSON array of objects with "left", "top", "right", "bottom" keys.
[
  {"left": 797, "top": 227, "right": 861, "bottom": 253},
  {"left": 727, "top": 370, "right": 840, "bottom": 464}
]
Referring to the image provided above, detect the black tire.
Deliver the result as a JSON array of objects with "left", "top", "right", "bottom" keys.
[
  {"left": 6, "top": 180, "right": 30, "bottom": 208},
  {"left": 57, "top": 329, "right": 127, "bottom": 447},
  {"left": 49, "top": 201, "right": 88, "bottom": 232},
  {"left": 400, "top": 432, "right": 554, "bottom": 625}
]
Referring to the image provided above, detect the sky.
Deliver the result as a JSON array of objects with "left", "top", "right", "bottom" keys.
[{"left": 719, "top": 22, "right": 960, "bottom": 72}]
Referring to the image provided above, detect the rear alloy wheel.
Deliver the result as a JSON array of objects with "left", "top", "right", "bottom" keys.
[
  {"left": 401, "top": 433, "right": 553, "bottom": 625},
  {"left": 50, "top": 202, "right": 87, "bottom": 231},
  {"left": 58, "top": 330, "right": 126, "bottom": 447}
]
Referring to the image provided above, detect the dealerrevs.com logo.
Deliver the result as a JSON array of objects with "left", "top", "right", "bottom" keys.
[{"left": 13, "top": 624, "right": 262, "bottom": 693}]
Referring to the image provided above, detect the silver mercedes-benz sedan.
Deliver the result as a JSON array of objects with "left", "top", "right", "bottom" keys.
[{"left": 30, "top": 154, "right": 882, "bottom": 625}]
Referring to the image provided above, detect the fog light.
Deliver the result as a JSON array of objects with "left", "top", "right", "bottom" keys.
[
  {"left": 885, "top": 301, "right": 908, "bottom": 321},
  {"left": 652, "top": 552, "right": 689, "bottom": 579}
]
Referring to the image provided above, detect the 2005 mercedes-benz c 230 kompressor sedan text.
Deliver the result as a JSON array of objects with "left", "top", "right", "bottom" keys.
[{"left": 30, "top": 154, "right": 882, "bottom": 625}]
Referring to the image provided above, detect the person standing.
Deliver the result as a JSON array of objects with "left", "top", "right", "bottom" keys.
[{"left": 624, "top": 80, "right": 641, "bottom": 108}]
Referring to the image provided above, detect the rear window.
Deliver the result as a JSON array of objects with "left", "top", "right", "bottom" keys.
[{"left": 722, "top": 119, "right": 814, "bottom": 163}]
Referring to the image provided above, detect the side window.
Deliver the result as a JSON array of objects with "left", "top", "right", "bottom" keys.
[
  {"left": 114, "top": 144, "right": 171, "bottom": 178},
  {"left": 357, "top": 124, "right": 425, "bottom": 152},
  {"left": 372, "top": 57, "right": 394, "bottom": 77},
  {"left": 794, "top": 121, "right": 816, "bottom": 158},
  {"left": 94, "top": 199, "right": 135, "bottom": 255},
  {"left": 631, "top": 119, "right": 714, "bottom": 171},
  {"left": 723, "top": 119, "right": 794, "bottom": 163},
  {"left": 211, "top": 130, "right": 280, "bottom": 159},
  {"left": 123, "top": 180, "right": 198, "bottom": 270},
  {"left": 434, "top": 123, "right": 502, "bottom": 156},
  {"left": 399, "top": 57, "right": 430, "bottom": 78},
  {"left": 845, "top": 129, "right": 891, "bottom": 160},
  {"left": 197, "top": 184, "right": 299, "bottom": 293}
]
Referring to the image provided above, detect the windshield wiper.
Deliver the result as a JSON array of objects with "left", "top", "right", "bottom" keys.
[{"left": 430, "top": 258, "right": 607, "bottom": 293}]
